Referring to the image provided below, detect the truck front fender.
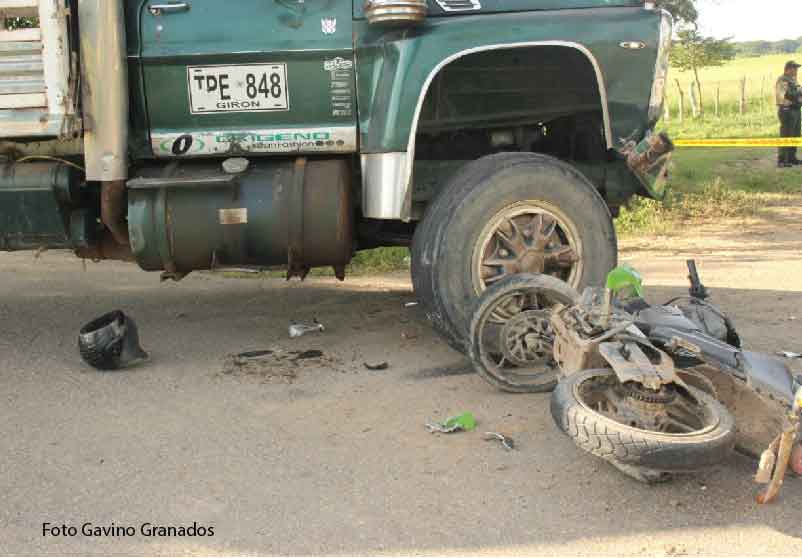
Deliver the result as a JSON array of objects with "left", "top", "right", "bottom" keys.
[{"left": 355, "top": 7, "right": 661, "bottom": 220}]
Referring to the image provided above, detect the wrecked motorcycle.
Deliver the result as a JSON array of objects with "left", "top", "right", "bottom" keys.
[{"left": 469, "top": 262, "right": 802, "bottom": 502}]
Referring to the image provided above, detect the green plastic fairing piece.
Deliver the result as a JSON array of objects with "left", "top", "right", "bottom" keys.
[{"left": 606, "top": 265, "right": 644, "bottom": 298}]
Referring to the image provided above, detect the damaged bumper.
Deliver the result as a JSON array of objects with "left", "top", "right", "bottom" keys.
[{"left": 622, "top": 132, "right": 675, "bottom": 199}]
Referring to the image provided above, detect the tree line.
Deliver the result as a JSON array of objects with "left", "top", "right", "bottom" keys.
[{"left": 734, "top": 39, "right": 802, "bottom": 58}]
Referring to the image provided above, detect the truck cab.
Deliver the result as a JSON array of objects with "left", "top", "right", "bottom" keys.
[{"left": 0, "top": 0, "right": 672, "bottom": 349}]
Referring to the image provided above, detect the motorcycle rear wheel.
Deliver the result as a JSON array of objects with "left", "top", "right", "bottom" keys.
[
  {"left": 469, "top": 273, "right": 579, "bottom": 393},
  {"left": 551, "top": 369, "right": 735, "bottom": 478}
]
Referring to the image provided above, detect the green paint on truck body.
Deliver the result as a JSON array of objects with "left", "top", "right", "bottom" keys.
[
  {"left": 126, "top": 0, "right": 357, "bottom": 157},
  {"left": 355, "top": 7, "right": 660, "bottom": 153},
  {"left": 123, "top": 0, "right": 662, "bottom": 159}
]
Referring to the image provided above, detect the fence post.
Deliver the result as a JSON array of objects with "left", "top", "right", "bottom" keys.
[
  {"left": 675, "top": 79, "right": 685, "bottom": 123},
  {"left": 739, "top": 77, "right": 747, "bottom": 116},
  {"left": 688, "top": 83, "right": 699, "bottom": 118},
  {"left": 715, "top": 84, "right": 720, "bottom": 118}
]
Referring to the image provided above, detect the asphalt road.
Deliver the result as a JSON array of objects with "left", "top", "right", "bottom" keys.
[{"left": 1, "top": 244, "right": 801, "bottom": 556}]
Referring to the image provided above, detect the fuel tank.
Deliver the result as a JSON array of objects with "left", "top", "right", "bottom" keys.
[{"left": 127, "top": 158, "right": 353, "bottom": 276}]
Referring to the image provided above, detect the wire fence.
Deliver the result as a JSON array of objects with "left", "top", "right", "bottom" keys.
[{"left": 664, "top": 74, "right": 782, "bottom": 122}]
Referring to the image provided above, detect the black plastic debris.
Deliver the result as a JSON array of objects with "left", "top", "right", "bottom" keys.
[
  {"left": 237, "top": 349, "right": 275, "bottom": 359},
  {"left": 78, "top": 310, "right": 148, "bottom": 371},
  {"left": 292, "top": 350, "right": 323, "bottom": 361}
]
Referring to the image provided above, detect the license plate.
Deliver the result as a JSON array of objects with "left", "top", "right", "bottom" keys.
[{"left": 187, "top": 63, "right": 289, "bottom": 114}]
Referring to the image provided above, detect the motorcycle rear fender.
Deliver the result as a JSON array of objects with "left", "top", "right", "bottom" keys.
[
  {"left": 740, "top": 351, "right": 796, "bottom": 407},
  {"left": 598, "top": 340, "right": 687, "bottom": 393}
]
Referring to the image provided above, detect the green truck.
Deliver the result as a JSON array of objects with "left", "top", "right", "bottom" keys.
[{"left": 0, "top": 0, "right": 673, "bottom": 349}]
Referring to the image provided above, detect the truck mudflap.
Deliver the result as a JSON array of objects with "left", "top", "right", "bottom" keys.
[{"left": 621, "top": 132, "right": 675, "bottom": 199}]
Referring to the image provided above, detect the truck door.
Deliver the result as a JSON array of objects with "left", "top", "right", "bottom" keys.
[{"left": 136, "top": 0, "right": 357, "bottom": 158}]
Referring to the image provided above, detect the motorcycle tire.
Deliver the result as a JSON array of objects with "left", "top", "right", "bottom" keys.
[{"left": 551, "top": 368, "right": 736, "bottom": 474}]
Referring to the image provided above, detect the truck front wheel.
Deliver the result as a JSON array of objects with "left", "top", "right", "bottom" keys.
[{"left": 411, "top": 152, "right": 617, "bottom": 352}]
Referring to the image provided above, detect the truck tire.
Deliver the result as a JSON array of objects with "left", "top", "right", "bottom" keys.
[
  {"left": 411, "top": 152, "right": 617, "bottom": 352},
  {"left": 551, "top": 369, "right": 736, "bottom": 474}
]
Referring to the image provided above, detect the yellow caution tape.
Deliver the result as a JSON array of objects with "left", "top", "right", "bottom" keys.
[{"left": 674, "top": 138, "right": 802, "bottom": 147}]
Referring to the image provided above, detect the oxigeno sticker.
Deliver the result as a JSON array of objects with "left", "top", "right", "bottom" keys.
[{"left": 151, "top": 127, "right": 357, "bottom": 157}]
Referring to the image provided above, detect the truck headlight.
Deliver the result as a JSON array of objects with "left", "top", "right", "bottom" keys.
[
  {"left": 648, "top": 10, "right": 674, "bottom": 123},
  {"left": 365, "top": 0, "right": 428, "bottom": 25}
]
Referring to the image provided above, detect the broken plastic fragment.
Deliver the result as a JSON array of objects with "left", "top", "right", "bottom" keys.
[
  {"left": 791, "top": 444, "right": 802, "bottom": 476},
  {"left": 364, "top": 361, "right": 389, "bottom": 371},
  {"left": 755, "top": 449, "right": 776, "bottom": 484},
  {"left": 484, "top": 432, "right": 515, "bottom": 451},
  {"left": 237, "top": 349, "right": 274, "bottom": 359},
  {"left": 426, "top": 412, "right": 477, "bottom": 434},
  {"left": 606, "top": 265, "right": 644, "bottom": 299},
  {"left": 778, "top": 351, "right": 802, "bottom": 359},
  {"left": 292, "top": 350, "right": 323, "bottom": 361},
  {"left": 289, "top": 321, "right": 325, "bottom": 338}
]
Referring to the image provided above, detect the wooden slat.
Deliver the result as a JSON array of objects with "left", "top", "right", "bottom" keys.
[
  {"left": 0, "top": 0, "right": 39, "bottom": 8},
  {"left": 0, "top": 28, "right": 41, "bottom": 42},
  {"left": 0, "top": 7, "right": 38, "bottom": 18},
  {"left": 0, "top": 0, "right": 38, "bottom": 19},
  {"left": 0, "top": 78, "right": 45, "bottom": 94},
  {"left": 0, "top": 91, "right": 45, "bottom": 108},
  {"left": 0, "top": 59, "right": 43, "bottom": 74},
  {"left": 0, "top": 40, "right": 42, "bottom": 54},
  {"left": 0, "top": 0, "right": 38, "bottom": 16},
  {"left": 0, "top": 107, "right": 64, "bottom": 137}
]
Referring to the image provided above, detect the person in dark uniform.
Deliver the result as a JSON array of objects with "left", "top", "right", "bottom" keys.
[{"left": 777, "top": 61, "right": 802, "bottom": 167}]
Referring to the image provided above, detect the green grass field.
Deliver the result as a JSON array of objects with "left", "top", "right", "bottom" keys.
[{"left": 661, "top": 53, "right": 788, "bottom": 139}]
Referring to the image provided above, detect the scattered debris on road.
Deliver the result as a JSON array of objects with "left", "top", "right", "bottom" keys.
[
  {"left": 222, "top": 348, "right": 332, "bottom": 383},
  {"left": 426, "top": 412, "right": 477, "bottom": 434},
  {"left": 293, "top": 349, "right": 323, "bottom": 361},
  {"left": 78, "top": 310, "right": 148, "bottom": 371},
  {"left": 289, "top": 320, "right": 325, "bottom": 338},
  {"left": 484, "top": 432, "right": 515, "bottom": 451},
  {"left": 778, "top": 351, "right": 802, "bottom": 359},
  {"left": 364, "top": 361, "right": 389, "bottom": 371},
  {"left": 237, "top": 349, "right": 274, "bottom": 358},
  {"left": 404, "top": 301, "right": 419, "bottom": 308}
]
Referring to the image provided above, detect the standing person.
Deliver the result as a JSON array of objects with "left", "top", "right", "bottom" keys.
[{"left": 777, "top": 61, "right": 802, "bottom": 168}]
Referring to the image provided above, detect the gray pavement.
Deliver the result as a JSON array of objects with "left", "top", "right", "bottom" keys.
[{"left": 1, "top": 250, "right": 801, "bottom": 556}]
